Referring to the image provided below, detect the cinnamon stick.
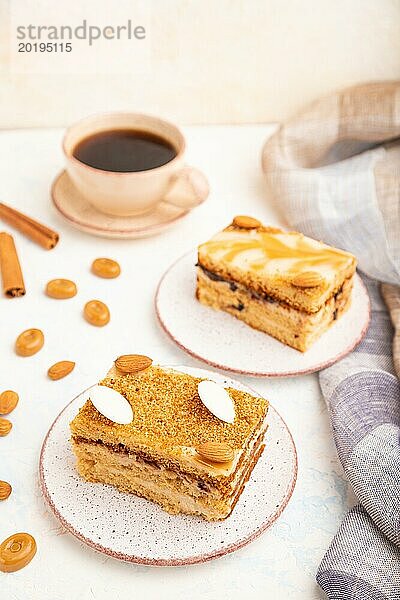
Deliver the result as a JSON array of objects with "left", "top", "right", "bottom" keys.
[
  {"left": 0, "top": 232, "right": 25, "bottom": 297},
  {"left": 0, "top": 203, "right": 59, "bottom": 250}
]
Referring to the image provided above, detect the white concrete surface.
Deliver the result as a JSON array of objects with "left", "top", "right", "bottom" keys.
[{"left": 0, "top": 125, "right": 355, "bottom": 599}]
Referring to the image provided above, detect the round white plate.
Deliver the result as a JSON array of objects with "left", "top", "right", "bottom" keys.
[
  {"left": 39, "top": 366, "right": 297, "bottom": 566},
  {"left": 155, "top": 251, "right": 371, "bottom": 377},
  {"left": 51, "top": 170, "right": 201, "bottom": 239}
]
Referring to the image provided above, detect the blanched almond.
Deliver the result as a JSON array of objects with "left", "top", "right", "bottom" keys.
[
  {"left": 292, "top": 271, "right": 324, "bottom": 288},
  {"left": 47, "top": 361, "right": 75, "bottom": 381},
  {"left": 0, "top": 390, "right": 18, "bottom": 415},
  {"left": 197, "top": 380, "right": 235, "bottom": 424},
  {"left": 114, "top": 354, "right": 152, "bottom": 374},
  {"left": 88, "top": 385, "right": 133, "bottom": 424},
  {"left": 196, "top": 441, "right": 234, "bottom": 464}
]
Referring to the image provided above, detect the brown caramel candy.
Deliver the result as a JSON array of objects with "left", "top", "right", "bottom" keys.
[
  {"left": 0, "top": 481, "right": 12, "bottom": 500},
  {"left": 15, "top": 328, "right": 44, "bottom": 357},
  {"left": 0, "top": 533, "right": 37, "bottom": 573},
  {"left": 0, "top": 418, "right": 12, "bottom": 436},
  {"left": 0, "top": 390, "right": 18, "bottom": 415},
  {"left": 84, "top": 300, "right": 110, "bottom": 327},
  {"left": 91, "top": 258, "right": 121, "bottom": 279},
  {"left": 46, "top": 279, "right": 77, "bottom": 299}
]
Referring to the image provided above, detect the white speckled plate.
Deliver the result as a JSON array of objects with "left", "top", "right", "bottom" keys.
[
  {"left": 39, "top": 366, "right": 297, "bottom": 566},
  {"left": 155, "top": 251, "right": 371, "bottom": 377}
]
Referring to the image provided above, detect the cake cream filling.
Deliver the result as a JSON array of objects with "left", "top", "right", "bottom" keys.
[
  {"left": 71, "top": 411, "right": 269, "bottom": 502},
  {"left": 197, "top": 263, "right": 350, "bottom": 320},
  {"left": 72, "top": 432, "right": 266, "bottom": 520},
  {"left": 197, "top": 264, "right": 353, "bottom": 351}
]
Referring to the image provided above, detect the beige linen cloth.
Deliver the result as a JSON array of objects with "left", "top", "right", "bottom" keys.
[
  {"left": 262, "top": 81, "right": 400, "bottom": 284},
  {"left": 262, "top": 80, "right": 400, "bottom": 375},
  {"left": 262, "top": 81, "right": 400, "bottom": 598}
]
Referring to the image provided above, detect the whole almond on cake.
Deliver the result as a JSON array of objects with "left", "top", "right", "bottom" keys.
[
  {"left": 196, "top": 441, "right": 234, "bottom": 463},
  {"left": 232, "top": 215, "right": 261, "bottom": 229},
  {"left": 292, "top": 271, "right": 324, "bottom": 288}
]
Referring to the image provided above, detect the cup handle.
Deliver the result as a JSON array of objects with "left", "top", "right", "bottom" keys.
[{"left": 163, "top": 166, "right": 209, "bottom": 209}]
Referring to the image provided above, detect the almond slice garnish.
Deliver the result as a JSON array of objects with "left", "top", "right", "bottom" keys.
[
  {"left": 88, "top": 385, "right": 133, "bottom": 425},
  {"left": 197, "top": 380, "right": 235, "bottom": 424}
]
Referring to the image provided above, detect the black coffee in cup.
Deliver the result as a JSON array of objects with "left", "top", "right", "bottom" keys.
[{"left": 72, "top": 129, "right": 177, "bottom": 173}]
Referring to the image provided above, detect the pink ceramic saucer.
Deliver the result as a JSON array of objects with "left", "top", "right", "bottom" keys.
[
  {"left": 155, "top": 251, "right": 371, "bottom": 378},
  {"left": 39, "top": 365, "right": 297, "bottom": 566},
  {"left": 51, "top": 170, "right": 203, "bottom": 239}
]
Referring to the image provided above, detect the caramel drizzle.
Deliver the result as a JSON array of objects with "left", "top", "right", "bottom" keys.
[{"left": 204, "top": 232, "right": 352, "bottom": 275}]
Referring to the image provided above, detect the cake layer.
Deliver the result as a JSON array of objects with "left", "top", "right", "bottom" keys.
[
  {"left": 71, "top": 426, "right": 267, "bottom": 520},
  {"left": 196, "top": 267, "right": 353, "bottom": 351},
  {"left": 198, "top": 224, "right": 357, "bottom": 313},
  {"left": 72, "top": 407, "right": 268, "bottom": 497},
  {"left": 70, "top": 366, "right": 268, "bottom": 481}
]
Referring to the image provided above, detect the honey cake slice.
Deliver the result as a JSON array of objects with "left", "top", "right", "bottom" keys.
[
  {"left": 70, "top": 364, "right": 269, "bottom": 521},
  {"left": 196, "top": 217, "right": 357, "bottom": 351}
]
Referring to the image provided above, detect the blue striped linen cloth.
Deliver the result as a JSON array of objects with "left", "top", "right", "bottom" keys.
[{"left": 261, "top": 81, "right": 400, "bottom": 598}]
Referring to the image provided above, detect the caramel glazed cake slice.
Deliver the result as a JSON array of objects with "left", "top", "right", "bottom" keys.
[
  {"left": 70, "top": 359, "right": 269, "bottom": 521},
  {"left": 196, "top": 216, "right": 357, "bottom": 352}
]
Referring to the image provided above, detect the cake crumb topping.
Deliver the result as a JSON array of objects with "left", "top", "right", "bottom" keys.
[{"left": 72, "top": 366, "right": 268, "bottom": 450}]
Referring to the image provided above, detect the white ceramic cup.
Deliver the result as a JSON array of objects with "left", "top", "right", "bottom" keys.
[{"left": 63, "top": 112, "right": 209, "bottom": 217}]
